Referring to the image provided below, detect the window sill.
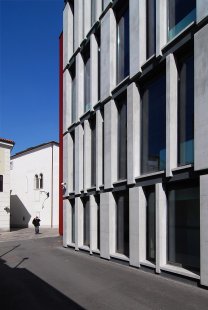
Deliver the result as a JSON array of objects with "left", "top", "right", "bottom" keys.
[
  {"left": 87, "top": 186, "right": 96, "bottom": 192},
  {"left": 160, "top": 264, "right": 200, "bottom": 280},
  {"left": 113, "top": 179, "right": 127, "bottom": 187},
  {"left": 172, "top": 164, "right": 193, "bottom": 173},
  {"left": 135, "top": 171, "right": 165, "bottom": 181},
  {"left": 111, "top": 76, "right": 129, "bottom": 96},
  {"left": 162, "top": 21, "right": 195, "bottom": 54},
  {"left": 69, "top": 191, "right": 75, "bottom": 195},
  {"left": 141, "top": 54, "right": 156, "bottom": 71},
  {"left": 140, "top": 260, "right": 156, "bottom": 269},
  {"left": 110, "top": 253, "right": 129, "bottom": 262}
]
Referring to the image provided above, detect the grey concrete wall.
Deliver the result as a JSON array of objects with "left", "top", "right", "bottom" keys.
[
  {"left": 75, "top": 125, "right": 84, "bottom": 194},
  {"left": 96, "top": 109, "right": 104, "bottom": 190},
  {"left": 197, "top": 0, "right": 208, "bottom": 23},
  {"left": 83, "top": 120, "right": 91, "bottom": 192},
  {"left": 194, "top": 24, "right": 208, "bottom": 171},
  {"left": 100, "top": 8, "right": 116, "bottom": 101},
  {"left": 63, "top": 3, "right": 73, "bottom": 68},
  {"left": 200, "top": 175, "right": 208, "bottom": 286},
  {"left": 74, "top": 0, "right": 83, "bottom": 51},
  {"left": 156, "top": 0, "right": 167, "bottom": 55},
  {"left": 76, "top": 53, "right": 84, "bottom": 119},
  {"left": 83, "top": 0, "right": 91, "bottom": 38},
  {"left": 63, "top": 70, "right": 71, "bottom": 133},
  {"left": 63, "top": 199, "right": 70, "bottom": 247},
  {"left": 90, "top": 34, "right": 99, "bottom": 108},
  {"left": 166, "top": 54, "right": 178, "bottom": 177}
]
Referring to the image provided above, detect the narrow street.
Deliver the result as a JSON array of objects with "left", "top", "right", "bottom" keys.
[{"left": 0, "top": 229, "right": 208, "bottom": 310}]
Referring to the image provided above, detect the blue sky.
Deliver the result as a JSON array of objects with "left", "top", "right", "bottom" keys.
[{"left": 0, "top": 0, "right": 63, "bottom": 154}]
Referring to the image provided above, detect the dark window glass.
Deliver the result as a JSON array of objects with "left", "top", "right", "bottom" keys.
[
  {"left": 40, "top": 174, "right": 43, "bottom": 189},
  {"left": 168, "top": 0, "right": 196, "bottom": 40},
  {"left": 71, "top": 131, "right": 75, "bottom": 191},
  {"left": 90, "top": 115, "right": 96, "bottom": 187},
  {"left": 168, "top": 180, "right": 200, "bottom": 271},
  {"left": 35, "top": 175, "right": 39, "bottom": 189},
  {"left": 0, "top": 175, "right": 3, "bottom": 192},
  {"left": 95, "top": 195, "right": 100, "bottom": 250},
  {"left": 96, "top": 32, "right": 101, "bottom": 102},
  {"left": 71, "top": 199, "right": 75, "bottom": 243},
  {"left": 83, "top": 197, "right": 90, "bottom": 247},
  {"left": 71, "top": 64, "right": 76, "bottom": 123},
  {"left": 117, "top": 6, "right": 129, "bottom": 83},
  {"left": 115, "top": 191, "right": 129, "bottom": 257},
  {"left": 146, "top": 0, "right": 156, "bottom": 58},
  {"left": 91, "top": 0, "right": 96, "bottom": 26},
  {"left": 117, "top": 94, "right": 127, "bottom": 180},
  {"left": 178, "top": 52, "right": 194, "bottom": 166},
  {"left": 83, "top": 48, "right": 91, "bottom": 112},
  {"left": 141, "top": 73, "right": 166, "bottom": 174},
  {"left": 145, "top": 186, "right": 156, "bottom": 262},
  {"left": 101, "top": 108, "right": 104, "bottom": 185}
]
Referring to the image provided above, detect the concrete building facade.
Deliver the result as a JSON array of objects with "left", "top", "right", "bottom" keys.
[
  {"left": 10, "top": 142, "right": 59, "bottom": 228},
  {"left": 0, "top": 138, "right": 15, "bottom": 231},
  {"left": 62, "top": 0, "right": 208, "bottom": 287}
]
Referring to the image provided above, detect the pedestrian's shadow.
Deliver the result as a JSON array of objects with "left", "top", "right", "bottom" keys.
[{"left": 0, "top": 255, "right": 84, "bottom": 310}]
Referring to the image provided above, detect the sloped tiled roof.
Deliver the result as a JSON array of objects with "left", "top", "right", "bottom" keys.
[{"left": 0, "top": 137, "right": 15, "bottom": 145}]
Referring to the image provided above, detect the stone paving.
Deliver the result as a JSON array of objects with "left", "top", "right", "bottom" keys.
[{"left": 0, "top": 227, "right": 59, "bottom": 242}]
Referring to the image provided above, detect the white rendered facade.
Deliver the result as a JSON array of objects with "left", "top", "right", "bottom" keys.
[
  {"left": 62, "top": 0, "right": 208, "bottom": 287},
  {"left": 0, "top": 138, "right": 14, "bottom": 231},
  {"left": 10, "top": 142, "right": 59, "bottom": 228}
]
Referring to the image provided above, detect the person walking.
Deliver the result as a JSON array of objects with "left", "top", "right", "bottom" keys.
[{"left": 32, "top": 216, "right": 41, "bottom": 234}]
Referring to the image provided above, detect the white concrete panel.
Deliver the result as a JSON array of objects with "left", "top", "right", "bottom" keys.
[
  {"left": 197, "top": 0, "right": 208, "bottom": 23},
  {"left": 75, "top": 197, "right": 83, "bottom": 250},
  {"left": 90, "top": 34, "right": 99, "bottom": 108},
  {"left": 75, "top": 125, "right": 84, "bottom": 194},
  {"left": 156, "top": 0, "right": 167, "bottom": 56},
  {"left": 63, "top": 199, "right": 70, "bottom": 247},
  {"left": 83, "top": 0, "right": 91, "bottom": 37},
  {"left": 63, "top": 70, "right": 71, "bottom": 133},
  {"left": 74, "top": 0, "right": 83, "bottom": 50},
  {"left": 76, "top": 53, "right": 84, "bottom": 119},
  {"left": 96, "top": 109, "right": 104, "bottom": 190},
  {"left": 63, "top": 2, "right": 73, "bottom": 68},
  {"left": 83, "top": 120, "right": 91, "bottom": 192}
]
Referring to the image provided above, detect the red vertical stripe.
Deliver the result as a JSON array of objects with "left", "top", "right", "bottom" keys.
[{"left": 59, "top": 32, "right": 63, "bottom": 235}]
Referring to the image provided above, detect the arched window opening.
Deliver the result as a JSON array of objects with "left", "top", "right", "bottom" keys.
[
  {"left": 34, "top": 174, "right": 39, "bottom": 190},
  {"left": 40, "top": 173, "right": 43, "bottom": 189}
]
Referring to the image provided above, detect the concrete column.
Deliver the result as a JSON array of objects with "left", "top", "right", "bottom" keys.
[
  {"left": 76, "top": 53, "right": 84, "bottom": 119},
  {"left": 129, "top": 187, "right": 146, "bottom": 267},
  {"left": 127, "top": 83, "right": 140, "bottom": 184},
  {"left": 197, "top": 0, "right": 208, "bottom": 23},
  {"left": 100, "top": 8, "right": 116, "bottom": 101},
  {"left": 200, "top": 175, "right": 208, "bottom": 287},
  {"left": 68, "top": 133, "right": 74, "bottom": 193},
  {"left": 195, "top": 24, "right": 208, "bottom": 171},
  {"left": 156, "top": 183, "right": 167, "bottom": 273},
  {"left": 75, "top": 197, "right": 83, "bottom": 250},
  {"left": 75, "top": 125, "right": 84, "bottom": 194},
  {"left": 95, "top": 0, "right": 102, "bottom": 20},
  {"left": 156, "top": 0, "right": 167, "bottom": 56},
  {"left": 74, "top": 0, "right": 83, "bottom": 51},
  {"left": 100, "top": 192, "right": 116, "bottom": 259},
  {"left": 96, "top": 109, "right": 104, "bottom": 190},
  {"left": 104, "top": 100, "right": 117, "bottom": 189},
  {"left": 130, "top": 0, "right": 146, "bottom": 77},
  {"left": 63, "top": 2, "right": 73, "bottom": 68},
  {"left": 103, "top": 0, "right": 112, "bottom": 11},
  {"left": 166, "top": 54, "right": 178, "bottom": 177},
  {"left": 63, "top": 70, "right": 71, "bottom": 133},
  {"left": 90, "top": 195, "right": 98, "bottom": 253},
  {"left": 83, "top": 120, "right": 91, "bottom": 192},
  {"left": 90, "top": 34, "right": 99, "bottom": 108},
  {"left": 63, "top": 199, "right": 70, "bottom": 247},
  {"left": 63, "top": 134, "right": 69, "bottom": 196},
  {"left": 83, "top": 0, "right": 91, "bottom": 37}
]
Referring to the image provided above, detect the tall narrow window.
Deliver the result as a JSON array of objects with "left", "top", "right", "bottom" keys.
[
  {"left": 146, "top": 0, "right": 156, "bottom": 58},
  {"left": 168, "top": 0, "right": 196, "bottom": 40},
  {"left": 141, "top": 73, "right": 166, "bottom": 174},
  {"left": 71, "top": 131, "right": 75, "bottom": 191},
  {"left": 83, "top": 47, "right": 91, "bottom": 113},
  {"left": 83, "top": 197, "right": 90, "bottom": 247},
  {"left": 117, "top": 4, "right": 129, "bottom": 83},
  {"left": 35, "top": 175, "right": 39, "bottom": 190},
  {"left": 115, "top": 190, "right": 129, "bottom": 257},
  {"left": 168, "top": 180, "right": 200, "bottom": 271},
  {"left": 144, "top": 186, "right": 156, "bottom": 263},
  {"left": 70, "top": 199, "right": 75, "bottom": 244},
  {"left": 117, "top": 94, "right": 127, "bottom": 180},
  {"left": 40, "top": 173, "right": 43, "bottom": 189},
  {"left": 0, "top": 175, "right": 3, "bottom": 192},
  {"left": 90, "top": 115, "right": 96, "bottom": 187},
  {"left": 70, "top": 63, "right": 76, "bottom": 123},
  {"left": 95, "top": 195, "right": 100, "bottom": 250},
  {"left": 178, "top": 52, "right": 194, "bottom": 166}
]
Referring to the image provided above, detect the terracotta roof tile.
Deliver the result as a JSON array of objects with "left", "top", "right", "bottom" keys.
[{"left": 0, "top": 137, "right": 15, "bottom": 145}]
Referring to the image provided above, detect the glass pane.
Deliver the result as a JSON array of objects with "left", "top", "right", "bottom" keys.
[
  {"left": 0, "top": 175, "right": 3, "bottom": 192},
  {"left": 141, "top": 74, "right": 166, "bottom": 174},
  {"left": 91, "top": 116, "right": 96, "bottom": 186},
  {"left": 116, "top": 191, "right": 129, "bottom": 256},
  {"left": 84, "top": 54, "right": 91, "bottom": 112},
  {"left": 168, "top": 181, "right": 200, "bottom": 271},
  {"left": 168, "top": 0, "right": 196, "bottom": 40},
  {"left": 117, "top": 96, "right": 127, "bottom": 180},
  {"left": 83, "top": 197, "right": 90, "bottom": 247},
  {"left": 71, "top": 199, "right": 75, "bottom": 243},
  {"left": 117, "top": 8, "right": 129, "bottom": 83},
  {"left": 178, "top": 53, "right": 194, "bottom": 166},
  {"left": 146, "top": 0, "right": 156, "bottom": 58},
  {"left": 145, "top": 187, "right": 156, "bottom": 262}
]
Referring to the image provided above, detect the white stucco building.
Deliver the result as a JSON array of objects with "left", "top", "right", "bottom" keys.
[
  {"left": 0, "top": 138, "right": 15, "bottom": 231},
  {"left": 10, "top": 141, "right": 59, "bottom": 228}
]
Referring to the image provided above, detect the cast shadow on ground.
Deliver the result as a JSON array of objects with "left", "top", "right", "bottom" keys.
[
  {"left": 10, "top": 195, "right": 31, "bottom": 229},
  {"left": 0, "top": 255, "right": 84, "bottom": 310}
]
